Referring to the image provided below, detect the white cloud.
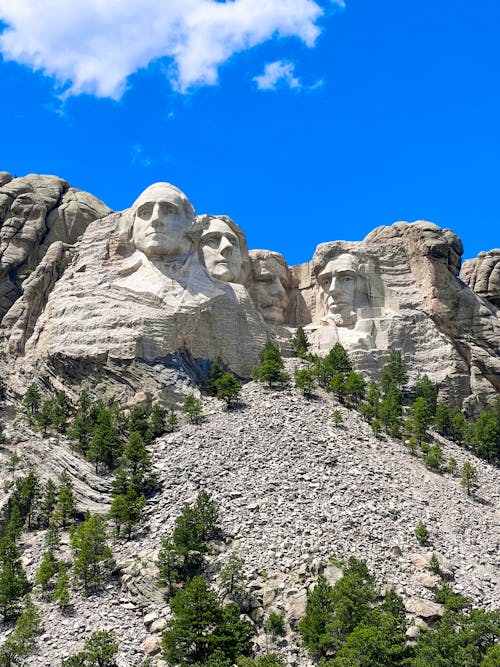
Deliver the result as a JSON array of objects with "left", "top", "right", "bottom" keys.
[
  {"left": 0, "top": 1, "right": 344, "bottom": 99},
  {"left": 253, "top": 60, "right": 301, "bottom": 90}
]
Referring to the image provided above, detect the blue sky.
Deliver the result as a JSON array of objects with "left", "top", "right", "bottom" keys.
[{"left": 0, "top": 0, "right": 498, "bottom": 265}]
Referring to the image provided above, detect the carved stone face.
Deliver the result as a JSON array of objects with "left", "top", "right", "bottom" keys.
[
  {"left": 317, "top": 253, "right": 359, "bottom": 316},
  {"left": 200, "top": 219, "right": 243, "bottom": 283},
  {"left": 251, "top": 253, "right": 289, "bottom": 323},
  {"left": 132, "top": 183, "right": 194, "bottom": 259}
]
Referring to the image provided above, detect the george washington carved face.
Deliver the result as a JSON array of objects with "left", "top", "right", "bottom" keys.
[{"left": 132, "top": 183, "right": 195, "bottom": 259}]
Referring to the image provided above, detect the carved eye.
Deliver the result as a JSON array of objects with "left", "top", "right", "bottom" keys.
[
  {"left": 137, "top": 203, "right": 153, "bottom": 219},
  {"left": 160, "top": 202, "right": 178, "bottom": 216}
]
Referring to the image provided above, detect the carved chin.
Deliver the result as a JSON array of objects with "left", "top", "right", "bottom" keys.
[
  {"left": 211, "top": 264, "right": 236, "bottom": 282},
  {"left": 261, "top": 305, "right": 285, "bottom": 323}
]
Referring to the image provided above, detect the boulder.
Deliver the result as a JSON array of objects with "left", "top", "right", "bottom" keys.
[{"left": 461, "top": 249, "right": 500, "bottom": 308}]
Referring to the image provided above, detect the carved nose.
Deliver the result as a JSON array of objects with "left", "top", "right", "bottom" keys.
[
  {"left": 150, "top": 203, "right": 162, "bottom": 227},
  {"left": 271, "top": 279, "right": 285, "bottom": 297},
  {"left": 219, "top": 237, "right": 233, "bottom": 256},
  {"left": 329, "top": 277, "right": 338, "bottom": 294}
]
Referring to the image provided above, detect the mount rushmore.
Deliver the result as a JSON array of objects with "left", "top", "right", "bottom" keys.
[{"left": 0, "top": 172, "right": 498, "bottom": 412}]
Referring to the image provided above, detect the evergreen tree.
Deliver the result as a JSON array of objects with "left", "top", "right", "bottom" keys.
[
  {"left": 332, "top": 409, "right": 342, "bottom": 427},
  {"left": 55, "top": 472, "right": 77, "bottom": 527},
  {"left": 472, "top": 402, "right": 500, "bottom": 463},
  {"left": 0, "top": 536, "right": 29, "bottom": 621},
  {"left": 255, "top": 342, "right": 287, "bottom": 388},
  {"left": 314, "top": 344, "right": 352, "bottom": 388},
  {"left": 379, "top": 383, "right": 403, "bottom": 436},
  {"left": 423, "top": 443, "right": 443, "bottom": 471},
  {"left": 11, "top": 472, "right": 41, "bottom": 530},
  {"left": 292, "top": 326, "right": 309, "bottom": 358},
  {"left": 344, "top": 371, "right": 366, "bottom": 407},
  {"left": 128, "top": 405, "right": 152, "bottom": 444},
  {"left": 62, "top": 630, "right": 118, "bottom": 667},
  {"left": 415, "top": 375, "right": 438, "bottom": 416},
  {"left": 69, "top": 391, "right": 94, "bottom": 454},
  {"left": 162, "top": 576, "right": 253, "bottom": 666},
  {"left": 294, "top": 368, "right": 316, "bottom": 396},
  {"left": 218, "top": 551, "right": 246, "bottom": 602},
  {"left": 120, "top": 431, "right": 153, "bottom": 494},
  {"left": 182, "top": 394, "right": 203, "bottom": 424},
  {"left": 405, "top": 397, "right": 432, "bottom": 444},
  {"left": 108, "top": 489, "right": 145, "bottom": 540},
  {"left": 460, "top": 461, "right": 478, "bottom": 497},
  {"left": 359, "top": 381, "right": 380, "bottom": 422},
  {"left": 330, "top": 372, "right": 346, "bottom": 403},
  {"left": 51, "top": 562, "right": 70, "bottom": 610},
  {"left": 0, "top": 596, "right": 40, "bottom": 665},
  {"left": 166, "top": 411, "right": 179, "bottom": 433},
  {"left": 23, "top": 383, "right": 41, "bottom": 421},
  {"left": 214, "top": 372, "right": 242, "bottom": 408},
  {"left": 71, "top": 515, "right": 114, "bottom": 594},
  {"left": 38, "top": 478, "right": 58, "bottom": 527},
  {"left": 86, "top": 405, "right": 123, "bottom": 472},
  {"left": 149, "top": 403, "right": 167, "bottom": 438},
  {"left": 434, "top": 402, "right": 453, "bottom": 437},
  {"left": 299, "top": 575, "right": 335, "bottom": 660},
  {"left": 34, "top": 549, "right": 59, "bottom": 594},
  {"left": 380, "top": 350, "right": 407, "bottom": 394},
  {"left": 415, "top": 521, "right": 429, "bottom": 546},
  {"left": 207, "top": 360, "right": 225, "bottom": 396},
  {"left": 45, "top": 521, "right": 61, "bottom": 552}
]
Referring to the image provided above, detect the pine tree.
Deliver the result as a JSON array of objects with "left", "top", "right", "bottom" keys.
[
  {"left": 71, "top": 515, "right": 114, "bottom": 594},
  {"left": 0, "top": 536, "right": 29, "bottom": 621},
  {"left": 23, "top": 383, "right": 41, "bottom": 421},
  {"left": 292, "top": 326, "right": 309, "bottom": 358},
  {"left": 415, "top": 521, "right": 430, "bottom": 546},
  {"left": 460, "top": 461, "right": 478, "bottom": 496},
  {"left": 38, "top": 478, "right": 58, "bottom": 527},
  {"left": 294, "top": 368, "right": 316, "bottom": 396},
  {"left": 34, "top": 549, "right": 59, "bottom": 595},
  {"left": 128, "top": 405, "right": 152, "bottom": 443},
  {"left": 51, "top": 562, "right": 70, "bottom": 610},
  {"left": 406, "top": 396, "right": 432, "bottom": 443},
  {"left": 314, "top": 343, "right": 352, "bottom": 388},
  {"left": 166, "top": 411, "right": 179, "bottom": 433},
  {"left": 121, "top": 431, "right": 153, "bottom": 493},
  {"left": 380, "top": 350, "right": 407, "bottom": 394},
  {"left": 218, "top": 551, "right": 246, "bottom": 601},
  {"left": 108, "top": 489, "right": 145, "bottom": 540},
  {"left": 415, "top": 375, "right": 438, "bottom": 416},
  {"left": 207, "top": 360, "right": 225, "bottom": 396},
  {"left": 55, "top": 472, "right": 77, "bottom": 527},
  {"left": 162, "top": 576, "right": 253, "bottom": 666},
  {"left": 150, "top": 403, "right": 167, "bottom": 438},
  {"left": 344, "top": 371, "right": 366, "bottom": 407},
  {"left": 214, "top": 372, "right": 242, "bottom": 408},
  {"left": 379, "top": 383, "right": 403, "bottom": 435},
  {"left": 255, "top": 342, "right": 287, "bottom": 388},
  {"left": 182, "top": 394, "right": 203, "bottom": 424},
  {"left": 62, "top": 630, "right": 118, "bottom": 667}
]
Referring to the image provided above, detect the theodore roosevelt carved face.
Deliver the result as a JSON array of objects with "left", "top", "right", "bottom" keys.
[
  {"left": 132, "top": 183, "right": 195, "bottom": 259},
  {"left": 250, "top": 250, "right": 290, "bottom": 323}
]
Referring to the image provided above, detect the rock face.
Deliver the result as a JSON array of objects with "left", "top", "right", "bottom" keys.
[
  {"left": 0, "top": 173, "right": 111, "bottom": 364},
  {"left": 292, "top": 221, "right": 500, "bottom": 410},
  {"left": 1, "top": 178, "right": 499, "bottom": 411},
  {"left": 461, "top": 249, "right": 500, "bottom": 308}
]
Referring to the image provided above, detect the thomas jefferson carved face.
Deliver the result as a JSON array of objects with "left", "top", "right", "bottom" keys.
[
  {"left": 132, "top": 183, "right": 195, "bottom": 259},
  {"left": 200, "top": 218, "right": 243, "bottom": 283},
  {"left": 317, "top": 253, "right": 359, "bottom": 315},
  {"left": 250, "top": 251, "right": 290, "bottom": 323}
]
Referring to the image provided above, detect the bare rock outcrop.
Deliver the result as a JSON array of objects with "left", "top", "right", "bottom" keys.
[
  {"left": 0, "top": 172, "right": 111, "bottom": 342},
  {"left": 461, "top": 249, "right": 500, "bottom": 308}
]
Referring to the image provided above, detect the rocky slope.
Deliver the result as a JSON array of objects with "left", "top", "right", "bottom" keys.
[{"left": 1, "top": 362, "right": 498, "bottom": 666}]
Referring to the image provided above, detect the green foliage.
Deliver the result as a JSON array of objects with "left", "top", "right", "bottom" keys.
[
  {"left": 0, "top": 597, "right": 40, "bottom": 666},
  {"left": 292, "top": 326, "right": 309, "bottom": 358},
  {"left": 62, "top": 630, "right": 118, "bottom": 667},
  {"left": 406, "top": 397, "right": 432, "bottom": 443},
  {"left": 423, "top": 443, "right": 443, "bottom": 471},
  {"left": 218, "top": 551, "right": 246, "bottom": 602},
  {"left": 23, "top": 383, "right": 41, "bottom": 420},
  {"left": 108, "top": 489, "right": 146, "bottom": 540},
  {"left": 447, "top": 457, "right": 458, "bottom": 475},
  {"left": 44, "top": 522, "right": 61, "bottom": 552},
  {"left": 119, "top": 430, "right": 154, "bottom": 494},
  {"left": 294, "top": 368, "right": 316, "bottom": 396},
  {"left": 255, "top": 342, "right": 287, "bottom": 388},
  {"left": 128, "top": 405, "right": 152, "bottom": 443},
  {"left": 460, "top": 461, "right": 478, "bottom": 497},
  {"left": 415, "top": 521, "right": 429, "bottom": 546},
  {"left": 214, "top": 372, "right": 242, "bottom": 408},
  {"left": 380, "top": 350, "right": 407, "bottom": 394},
  {"left": 158, "top": 492, "right": 220, "bottom": 596},
  {"left": 166, "top": 411, "right": 179, "bottom": 433},
  {"left": 70, "top": 515, "right": 114, "bottom": 594},
  {"left": 435, "top": 583, "right": 471, "bottom": 612},
  {"left": 0, "top": 536, "right": 29, "bottom": 621},
  {"left": 86, "top": 402, "right": 124, "bottom": 472},
  {"left": 359, "top": 381, "right": 380, "bottom": 423},
  {"left": 182, "top": 394, "right": 203, "bottom": 424},
  {"left": 55, "top": 472, "right": 77, "bottom": 527},
  {"left": 329, "top": 372, "right": 346, "bottom": 402},
  {"left": 300, "top": 558, "right": 378, "bottom": 660},
  {"left": 371, "top": 419, "right": 382, "bottom": 436},
  {"left": 39, "top": 478, "right": 59, "bottom": 528},
  {"left": 51, "top": 562, "right": 70, "bottom": 610},
  {"left": 429, "top": 553, "right": 441, "bottom": 575},
  {"left": 379, "top": 383, "right": 403, "bottom": 436},
  {"left": 150, "top": 403, "right": 167, "bottom": 438},
  {"left": 410, "top": 608, "right": 500, "bottom": 667},
  {"left": 325, "top": 592, "right": 408, "bottom": 667},
  {"left": 265, "top": 611, "right": 285, "bottom": 640},
  {"left": 472, "top": 399, "right": 500, "bottom": 463},
  {"left": 238, "top": 656, "right": 285, "bottom": 667},
  {"left": 161, "top": 576, "right": 253, "bottom": 666},
  {"left": 34, "top": 549, "right": 59, "bottom": 594},
  {"left": 8, "top": 471, "right": 41, "bottom": 532},
  {"left": 207, "top": 360, "right": 225, "bottom": 396},
  {"left": 332, "top": 409, "right": 342, "bottom": 427},
  {"left": 313, "top": 343, "right": 352, "bottom": 388},
  {"left": 344, "top": 371, "right": 366, "bottom": 407},
  {"left": 415, "top": 375, "right": 438, "bottom": 416}
]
